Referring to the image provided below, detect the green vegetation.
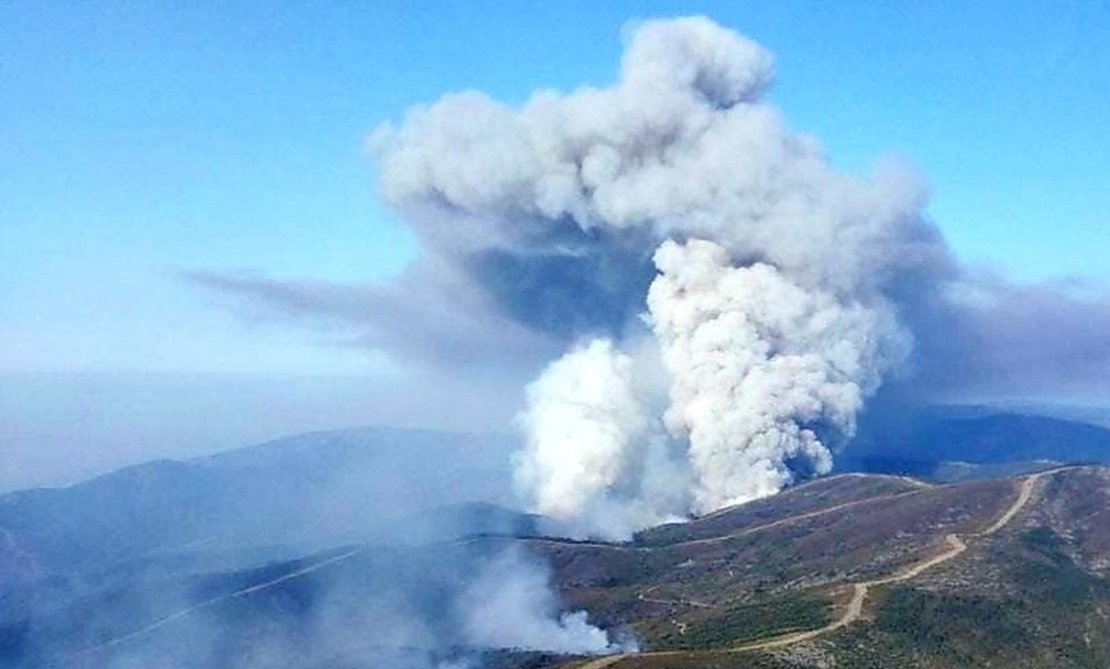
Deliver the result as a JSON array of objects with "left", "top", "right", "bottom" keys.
[
  {"left": 558, "top": 472, "right": 1110, "bottom": 669},
  {"left": 829, "top": 526, "right": 1110, "bottom": 669},
  {"left": 1014, "top": 526, "right": 1107, "bottom": 605},
  {"left": 876, "top": 588, "right": 1029, "bottom": 661},
  {"left": 613, "top": 652, "right": 811, "bottom": 669},
  {"left": 646, "top": 595, "right": 829, "bottom": 651}
]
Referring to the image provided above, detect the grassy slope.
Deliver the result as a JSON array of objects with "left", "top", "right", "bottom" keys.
[
  {"left": 560, "top": 467, "right": 1110, "bottom": 669},
  {"left": 539, "top": 475, "right": 1017, "bottom": 657}
]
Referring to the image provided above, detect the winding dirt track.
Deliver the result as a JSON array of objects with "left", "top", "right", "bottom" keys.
[{"left": 575, "top": 469, "right": 1055, "bottom": 669}]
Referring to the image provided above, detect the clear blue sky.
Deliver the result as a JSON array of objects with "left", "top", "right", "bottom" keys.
[{"left": 3, "top": 0, "right": 1108, "bottom": 376}]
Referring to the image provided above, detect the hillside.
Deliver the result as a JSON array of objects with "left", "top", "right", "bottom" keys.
[
  {"left": 4, "top": 467, "right": 1108, "bottom": 669},
  {"left": 3, "top": 415, "right": 1110, "bottom": 669},
  {"left": 0, "top": 426, "right": 517, "bottom": 576},
  {"left": 548, "top": 467, "right": 1110, "bottom": 669}
]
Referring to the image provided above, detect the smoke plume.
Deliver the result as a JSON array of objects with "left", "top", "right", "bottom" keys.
[
  {"left": 457, "top": 547, "right": 635, "bottom": 655},
  {"left": 514, "top": 340, "right": 650, "bottom": 523},
  {"left": 647, "top": 239, "right": 910, "bottom": 512},
  {"left": 371, "top": 15, "right": 946, "bottom": 535},
  {"left": 513, "top": 339, "right": 687, "bottom": 537},
  {"left": 194, "top": 15, "right": 1110, "bottom": 536}
]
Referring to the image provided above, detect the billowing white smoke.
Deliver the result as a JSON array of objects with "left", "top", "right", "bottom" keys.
[
  {"left": 457, "top": 548, "right": 636, "bottom": 654},
  {"left": 648, "top": 239, "right": 909, "bottom": 512},
  {"left": 514, "top": 339, "right": 688, "bottom": 537},
  {"left": 375, "top": 17, "right": 947, "bottom": 537},
  {"left": 514, "top": 339, "right": 647, "bottom": 520}
]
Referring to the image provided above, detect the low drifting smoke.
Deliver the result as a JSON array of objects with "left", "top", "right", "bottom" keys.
[
  {"left": 374, "top": 16, "right": 945, "bottom": 536},
  {"left": 69, "top": 518, "right": 623, "bottom": 669},
  {"left": 457, "top": 547, "right": 635, "bottom": 655}
]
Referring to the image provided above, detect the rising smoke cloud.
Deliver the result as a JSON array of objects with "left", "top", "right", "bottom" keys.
[
  {"left": 513, "top": 338, "right": 687, "bottom": 536},
  {"left": 647, "top": 239, "right": 911, "bottom": 513},
  {"left": 373, "top": 16, "right": 947, "bottom": 536},
  {"left": 193, "top": 15, "right": 1110, "bottom": 538},
  {"left": 513, "top": 340, "right": 652, "bottom": 525}
]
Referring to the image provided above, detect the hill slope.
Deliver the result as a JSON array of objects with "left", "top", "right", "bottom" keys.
[
  {"left": 6, "top": 468, "right": 1108, "bottom": 669},
  {"left": 0, "top": 426, "right": 517, "bottom": 577},
  {"left": 549, "top": 467, "right": 1110, "bottom": 669}
]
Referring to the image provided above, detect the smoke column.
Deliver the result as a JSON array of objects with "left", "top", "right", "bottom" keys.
[
  {"left": 648, "top": 239, "right": 909, "bottom": 512},
  {"left": 513, "top": 339, "right": 690, "bottom": 536},
  {"left": 514, "top": 339, "right": 648, "bottom": 521},
  {"left": 375, "top": 16, "right": 950, "bottom": 537}
]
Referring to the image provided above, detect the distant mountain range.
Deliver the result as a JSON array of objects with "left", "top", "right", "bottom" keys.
[
  {"left": 839, "top": 406, "right": 1110, "bottom": 480},
  {"left": 0, "top": 426, "right": 518, "bottom": 577}
]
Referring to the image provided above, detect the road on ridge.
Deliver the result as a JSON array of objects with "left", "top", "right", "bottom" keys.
[{"left": 574, "top": 468, "right": 1057, "bottom": 669}]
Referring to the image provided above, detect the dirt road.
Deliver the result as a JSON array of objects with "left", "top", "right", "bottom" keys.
[{"left": 572, "top": 469, "right": 1055, "bottom": 668}]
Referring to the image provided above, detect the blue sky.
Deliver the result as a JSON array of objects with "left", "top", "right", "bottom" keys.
[
  {"left": 2, "top": 2, "right": 1109, "bottom": 488},
  {"left": 3, "top": 0, "right": 1108, "bottom": 376}
]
